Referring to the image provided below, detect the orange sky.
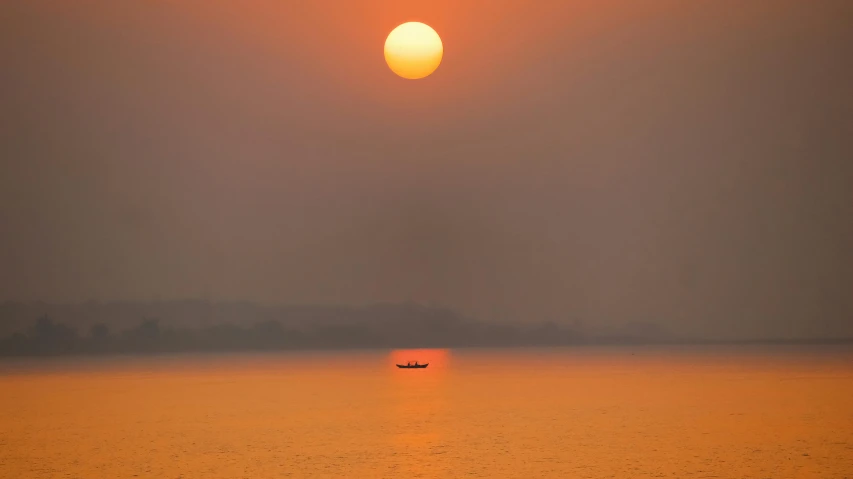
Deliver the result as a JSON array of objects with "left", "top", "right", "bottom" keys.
[{"left": 1, "top": 0, "right": 851, "bottom": 339}]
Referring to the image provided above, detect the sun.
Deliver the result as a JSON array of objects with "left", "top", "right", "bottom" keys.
[{"left": 384, "top": 22, "right": 443, "bottom": 80}]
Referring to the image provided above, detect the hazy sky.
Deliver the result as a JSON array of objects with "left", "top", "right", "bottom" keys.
[{"left": 2, "top": 0, "right": 851, "bottom": 339}]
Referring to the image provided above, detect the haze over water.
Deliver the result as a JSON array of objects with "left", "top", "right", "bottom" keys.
[
  {"left": 2, "top": 346, "right": 851, "bottom": 478},
  {"left": 3, "top": 1, "right": 851, "bottom": 477}
]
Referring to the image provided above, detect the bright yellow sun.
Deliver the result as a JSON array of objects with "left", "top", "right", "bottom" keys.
[{"left": 384, "top": 22, "right": 443, "bottom": 80}]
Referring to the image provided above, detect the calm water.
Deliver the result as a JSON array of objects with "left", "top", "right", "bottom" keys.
[{"left": 2, "top": 346, "right": 852, "bottom": 478}]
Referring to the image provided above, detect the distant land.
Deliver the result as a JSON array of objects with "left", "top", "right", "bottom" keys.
[{"left": 0, "top": 301, "right": 850, "bottom": 357}]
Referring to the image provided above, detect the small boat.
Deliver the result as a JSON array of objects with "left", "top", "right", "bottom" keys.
[{"left": 396, "top": 362, "right": 429, "bottom": 369}]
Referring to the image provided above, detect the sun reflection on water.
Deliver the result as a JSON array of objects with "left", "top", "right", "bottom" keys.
[{"left": 386, "top": 349, "right": 452, "bottom": 466}]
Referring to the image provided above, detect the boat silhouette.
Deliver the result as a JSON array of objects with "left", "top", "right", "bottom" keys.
[{"left": 396, "top": 361, "right": 429, "bottom": 369}]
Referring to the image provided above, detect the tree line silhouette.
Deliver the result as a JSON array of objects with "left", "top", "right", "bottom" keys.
[
  {"left": 0, "top": 303, "right": 589, "bottom": 357},
  {"left": 5, "top": 301, "right": 838, "bottom": 357}
]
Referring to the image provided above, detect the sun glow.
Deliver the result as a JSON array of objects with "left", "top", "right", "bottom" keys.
[{"left": 384, "top": 22, "right": 443, "bottom": 79}]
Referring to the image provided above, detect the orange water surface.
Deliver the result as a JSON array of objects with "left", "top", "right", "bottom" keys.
[{"left": 2, "top": 346, "right": 852, "bottom": 478}]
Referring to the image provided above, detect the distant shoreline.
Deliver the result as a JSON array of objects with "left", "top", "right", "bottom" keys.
[
  {"left": 2, "top": 337, "right": 852, "bottom": 360},
  {"left": 3, "top": 301, "right": 851, "bottom": 359}
]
